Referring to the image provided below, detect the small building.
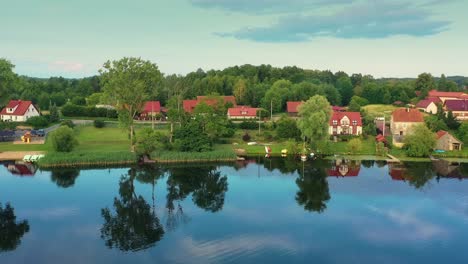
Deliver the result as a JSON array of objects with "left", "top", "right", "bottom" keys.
[
  {"left": 227, "top": 107, "right": 259, "bottom": 120},
  {"left": 286, "top": 101, "right": 302, "bottom": 117},
  {"left": 328, "top": 112, "right": 362, "bottom": 136},
  {"left": 390, "top": 108, "right": 424, "bottom": 147},
  {"left": 0, "top": 100, "right": 40, "bottom": 122},
  {"left": 139, "top": 101, "right": 161, "bottom": 120},
  {"left": 444, "top": 99, "right": 468, "bottom": 121},
  {"left": 436, "top": 130, "right": 462, "bottom": 151},
  {"left": 416, "top": 99, "right": 438, "bottom": 114},
  {"left": 427, "top": 90, "right": 468, "bottom": 104},
  {"left": 183, "top": 100, "right": 198, "bottom": 113}
]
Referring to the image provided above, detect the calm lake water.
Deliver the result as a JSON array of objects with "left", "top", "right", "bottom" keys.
[{"left": 1, "top": 158, "right": 468, "bottom": 264}]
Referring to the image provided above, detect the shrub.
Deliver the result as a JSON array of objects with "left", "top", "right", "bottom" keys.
[
  {"left": 276, "top": 115, "right": 300, "bottom": 139},
  {"left": 173, "top": 120, "right": 212, "bottom": 152},
  {"left": 26, "top": 116, "right": 49, "bottom": 129},
  {"left": 94, "top": 120, "right": 105, "bottom": 128},
  {"left": 61, "top": 103, "right": 118, "bottom": 118},
  {"left": 49, "top": 103, "right": 59, "bottom": 123},
  {"left": 136, "top": 128, "right": 168, "bottom": 156},
  {"left": 347, "top": 138, "right": 363, "bottom": 153},
  {"left": 239, "top": 121, "right": 258, "bottom": 130},
  {"left": 242, "top": 132, "right": 251, "bottom": 142},
  {"left": 50, "top": 126, "right": 78, "bottom": 152},
  {"left": 60, "top": 120, "right": 75, "bottom": 128},
  {"left": 403, "top": 124, "right": 436, "bottom": 157}
]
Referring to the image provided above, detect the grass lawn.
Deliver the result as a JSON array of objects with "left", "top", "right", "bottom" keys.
[
  {"left": 74, "top": 126, "right": 131, "bottom": 152},
  {"left": 363, "top": 104, "right": 397, "bottom": 119},
  {"left": 330, "top": 137, "right": 377, "bottom": 155}
]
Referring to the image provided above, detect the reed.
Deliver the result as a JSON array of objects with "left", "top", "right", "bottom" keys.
[
  {"left": 37, "top": 151, "right": 137, "bottom": 168},
  {"left": 152, "top": 149, "right": 237, "bottom": 163}
]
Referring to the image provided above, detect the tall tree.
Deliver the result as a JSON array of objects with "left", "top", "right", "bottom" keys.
[
  {"left": 100, "top": 57, "right": 162, "bottom": 151},
  {"left": 297, "top": 95, "right": 332, "bottom": 143},
  {"left": 335, "top": 76, "right": 353, "bottom": 106},
  {"left": 0, "top": 58, "right": 17, "bottom": 105},
  {"left": 233, "top": 78, "right": 248, "bottom": 105},
  {"left": 415, "top": 73, "right": 435, "bottom": 98}
]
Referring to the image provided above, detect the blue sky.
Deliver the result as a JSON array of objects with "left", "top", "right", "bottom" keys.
[{"left": 1, "top": 0, "right": 467, "bottom": 78}]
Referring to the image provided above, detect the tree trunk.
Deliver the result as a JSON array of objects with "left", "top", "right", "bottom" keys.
[
  {"left": 130, "top": 124, "right": 135, "bottom": 152},
  {"left": 170, "top": 122, "right": 174, "bottom": 143}
]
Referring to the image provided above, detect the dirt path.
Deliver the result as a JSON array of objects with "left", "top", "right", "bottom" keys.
[{"left": 0, "top": 151, "right": 45, "bottom": 161}]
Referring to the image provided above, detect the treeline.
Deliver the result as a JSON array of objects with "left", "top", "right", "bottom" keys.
[{"left": 1, "top": 59, "right": 467, "bottom": 112}]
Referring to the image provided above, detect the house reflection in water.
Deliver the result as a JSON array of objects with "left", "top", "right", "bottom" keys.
[
  {"left": 328, "top": 159, "right": 361, "bottom": 178},
  {"left": 432, "top": 160, "right": 468, "bottom": 180},
  {"left": 4, "top": 162, "right": 37, "bottom": 176},
  {"left": 388, "top": 160, "right": 468, "bottom": 183}
]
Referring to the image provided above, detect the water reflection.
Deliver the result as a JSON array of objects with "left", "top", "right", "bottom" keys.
[
  {"left": 100, "top": 169, "right": 164, "bottom": 252},
  {"left": 3, "top": 162, "right": 36, "bottom": 176},
  {"left": 295, "top": 162, "right": 330, "bottom": 213},
  {"left": 49, "top": 168, "right": 81, "bottom": 188},
  {"left": 0, "top": 203, "right": 30, "bottom": 253}
]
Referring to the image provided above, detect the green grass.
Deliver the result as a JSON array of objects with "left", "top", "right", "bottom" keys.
[
  {"left": 38, "top": 151, "right": 136, "bottom": 168},
  {"left": 73, "top": 126, "right": 131, "bottom": 152},
  {"left": 0, "top": 141, "right": 51, "bottom": 152},
  {"left": 152, "top": 144, "right": 236, "bottom": 163},
  {"left": 330, "top": 137, "right": 377, "bottom": 155},
  {"left": 363, "top": 104, "right": 397, "bottom": 120}
]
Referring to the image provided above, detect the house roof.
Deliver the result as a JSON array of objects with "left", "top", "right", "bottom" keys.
[
  {"left": 228, "top": 107, "right": 259, "bottom": 117},
  {"left": 327, "top": 167, "right": 360, "bottom": 177},
  {"left": 0, "top": 100, "right": 36, "bottom": 116},
  {"left": 142, "top": 101, "right": 161, "bottom": 113},
  {"left": 332, "top": 106, "right": 345, "bottom": 112},
  {"left": 391, "top": 108, "right": 424, "bottom": 123},
  {"left": 428, "top": 90, "right": 468, "bottom": 98},
  {"left": 436, "top": 130, "right": 448, "bottom": 139},
  {"left": 445, "top": 100, "right": 468, "bottom": 111},
  {"left": 286, "top": 101, "right": 302, "bottom": 113},
  {"left": 416, "top": 99, "right": 435, "bottom": 108},
  {"left": 183, "top": 100, "right": 198, "bottom": 113},
  {"left": 329, "top": 112, "right": 362, "bottom": 126}
]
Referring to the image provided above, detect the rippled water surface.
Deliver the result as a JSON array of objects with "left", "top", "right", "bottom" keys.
[{"left": 1, "top": 158, "right": 468, "bottom": 264}]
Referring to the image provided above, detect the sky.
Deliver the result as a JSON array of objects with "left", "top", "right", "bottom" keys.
[{"left": 1, "top": 0, "right": 467, "bottom": 78}]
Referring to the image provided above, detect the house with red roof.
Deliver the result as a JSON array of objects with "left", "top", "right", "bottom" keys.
[
  {"left": 139, "top": 101, "right": 162, "bottom": 120},
  {"left": 327, "top": 159, "right": 360, "bottom": 177},
  {"left": 328, "top": 112, "right": 362, "bottom": 136},
  {"left": 444, "top": 99, "right": 468, "bottom": 121},
  {"left": 183, "top": 96, "right": 237, "bottom": 113},
  {"left": 286, "top": 101, "right": 302, "bottom": 116},
  {"left": 0, "top": 100, "right": 40, "bottom": 122},
  {"left": 416, "top": 99, "right": 438, "bottom": 114},
  {"left": 227, "top": 106, "right": 259, "bottom": 120},
  {"left": 435, "top": 130, "right": 462, "bottom": 151},
  {"left": 427, "top": 90, "right": 468, "bottom": 103},
  {"left": 390, "top": 108, "right": 424, "bottom": 147}
]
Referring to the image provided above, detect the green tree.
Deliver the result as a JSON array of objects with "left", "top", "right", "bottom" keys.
[
  {"left": 50, "top": 126, "right": 78, "bottom": 152},
  {"left": 0, "top": 58, "right": 17, "bottom": 105},
  {"left": 87, "top": 92, "right": 104, "bottom": 106},
  {"left": 262, "top": 80, "right": 291, "bottom": 113},
  {"left": 347, "top": 138, "right": 363, "bottom": 153},
  {"left": 438, "top": 74, "right": 448, "bottom": 91},
  {"left": 276, "top": 115, "right": 301, "bottom": 139},
  {"left": 49, "top": 103, "right": 59, "bottom": 123},
  {"left": 0, "top": 203, "right": 30, "bottom": 252},
  {"left": 297, "top": 95, "right": 332, "bottom": 142},
  {"left": 233, "top": 78, "right": 248, "bottom": 105},
  {"left": 26, "top": 116, "right": 49, "bottom": 129},
  {"left": 425, "top": 115, "right": 448, "bottom": 132},
  {"left": 336, "top": 76, "right": 353, "bottom": 106},
  {"left": 403, "top": 124, "right": 436, "bottom": 157},
  {"left": 173, "top": 119, "right": 212, "bottom": 152},
  {"left": 415, "top": 73, "right": 435, "bottom": 98},
  {"left": 457, "top": 122, "right": 468, "bottom": 144},
  {"left": 136, "top": 128, "right": 168, "bottom": 156},
  {"left": 100, "top": 57, "right": 162, "bottom": 151},
  {"left": 445, "top": 111, "right": 460, "bottom": 130}
]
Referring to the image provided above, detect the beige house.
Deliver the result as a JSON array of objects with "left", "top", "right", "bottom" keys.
[
  {"left": 436, "top": 131, "right": 462, "bottom": 151},
  {"left": 416, "top": 100, "right": 438, "bottom": 114},
  {"left": 390, "top": 108, "right": 424, "bottom": 147}
]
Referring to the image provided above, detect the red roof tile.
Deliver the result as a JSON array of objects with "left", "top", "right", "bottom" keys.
[
  {"left": 228, "top": 107, "right": 259, "bottom": 117},
  {"left": 197, "top": 96, "right": 237, "bottom": 106},
  {"left": 329, "top": 112, "right": 362, "bottom": 126},
  {"left": 0, "top": 100, "right": 36, "bottom": 116},
  {"left": 436, "top": 130, "right": 448, "bottom": 139},
  {"left": 445, "top": 100, "right": 468, "bottom": 111},
  {"left": 142, "top": 101, "right": 161, "bottom": 113},
  {"left": 391, "top": 108, "right": 424, "bottom": 123},
  {"left": 183, "top": 100, "right": 198, "bottom": 113},
  {"left": 416, "top": 99, "right": 435, "bottom": 108},
  {"left": 428, "top": 90, "right": 468, "bottom": 98},
  {"left": 287, "top": 101, "right": 302, "bottom": 113}
]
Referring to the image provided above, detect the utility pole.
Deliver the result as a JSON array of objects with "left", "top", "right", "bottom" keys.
[
  {"left": 270, "top": 100, "right": 273, "bottom": 120},
  {"left": 258, "top": 109, "right": 261, "bottom": 134}
]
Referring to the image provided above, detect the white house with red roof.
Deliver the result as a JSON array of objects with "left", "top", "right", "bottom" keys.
[
  {"left": 328, "top": 112, "right": 362, "bottom": 136},
  {"left": 0, "top": 100, "right": 40, "bottom": 122},
  {"left": 139, "top": 101, "right": 161, "bottom": 120},
  {"left": 227, "top": 106, "right": 259, "bottom": 119},
  {"left": 416, "top": 99, "right": 438, "bottom": 114}
]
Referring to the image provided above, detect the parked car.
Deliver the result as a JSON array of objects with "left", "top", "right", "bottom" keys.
[
  {"left": 31, "top": 129, "right": 45, "bottom": 137},
  {"left": 0, "top": 130, "right": 16, "bottom": 142}
]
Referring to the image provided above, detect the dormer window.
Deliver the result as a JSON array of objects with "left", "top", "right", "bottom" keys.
[
  {"left": 352, "top": 120, "right": 357, "bottom": 126},
  {"left": 332, "top": 120, "right": 338, "bottom": 125},
  {"left": 241, "top": 111, "right": 247, "bottom": 115}
]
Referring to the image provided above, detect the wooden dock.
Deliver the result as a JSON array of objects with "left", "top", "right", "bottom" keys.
[{"left": 386, "top": 154, "right": 400, "bottom": 163}]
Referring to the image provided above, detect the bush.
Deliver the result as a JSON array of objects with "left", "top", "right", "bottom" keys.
[
  {"left": 60, "top": 120, "right": 75, "bottom": 128},
  {"left": 239, "top": 121, "right": 258, "bottom": 130},
  {"left": 50, "top": 126, "right": 78, "bottom": 152},
  {"left": 242, "top": 132, "right": 251, "bottom": 142},
  {"left": 403, "top": 125, "right": 436, "bottom": 157},
  {"left": 136, "top": 128, "right": 168, "bottom": 156},
  {"left": 173, "top": 120, "right": 212, "bottom": 152},
  {"left": 26, "top": 116, "right": 49, "bottom": 129},
  {"left": 61, "top": 103, "right": 118, "bottom": 118},
  {"left": 94, "top": 120, "right": 105, "bottom": 128},
  {"left": 276, "top": 115, "right": 300, "bottom": 139},
  {"left": 347, "top": 138, "right": 363, "bottom": 153},
  {"left": 49, "top": 103, "right": 59, "bottom": 123}
]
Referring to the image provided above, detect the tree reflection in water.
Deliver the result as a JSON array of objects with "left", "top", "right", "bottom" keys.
[
  {"left": 295, "top": 162, "right": 330, "bottom": 213},
  {"left": 100, "top": 169, "right": 164, "bottom": 252},
  {"left": 0, "top": 203, "right": 30, "bottom": 253},
  {"left": 50, "top": 168, "right": 80, "bottom": 188}
]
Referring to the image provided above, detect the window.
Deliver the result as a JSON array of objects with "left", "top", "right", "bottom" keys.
[
  {"left": 352, "top": 120, "right": 357, "bottom": 126},
  {"left": 332, "top": 120, "right": 338, "bottom": 125}
]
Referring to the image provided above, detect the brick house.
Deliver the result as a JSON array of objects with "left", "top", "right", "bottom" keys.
[
  {"left": 390, "top": 108, "right": 424, "bottom": 147},
  {"left": 435, "top": 130, "right": 462, "bottom": 151}
]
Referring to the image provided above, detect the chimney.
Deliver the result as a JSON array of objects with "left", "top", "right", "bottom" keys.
[{"left": 406, "top": 107, "right": 410, "bottom": 112}]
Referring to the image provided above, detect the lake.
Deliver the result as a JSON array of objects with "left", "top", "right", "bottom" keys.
[{"left": 1, "top": 158, "right": 468, "bottom": 264}]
